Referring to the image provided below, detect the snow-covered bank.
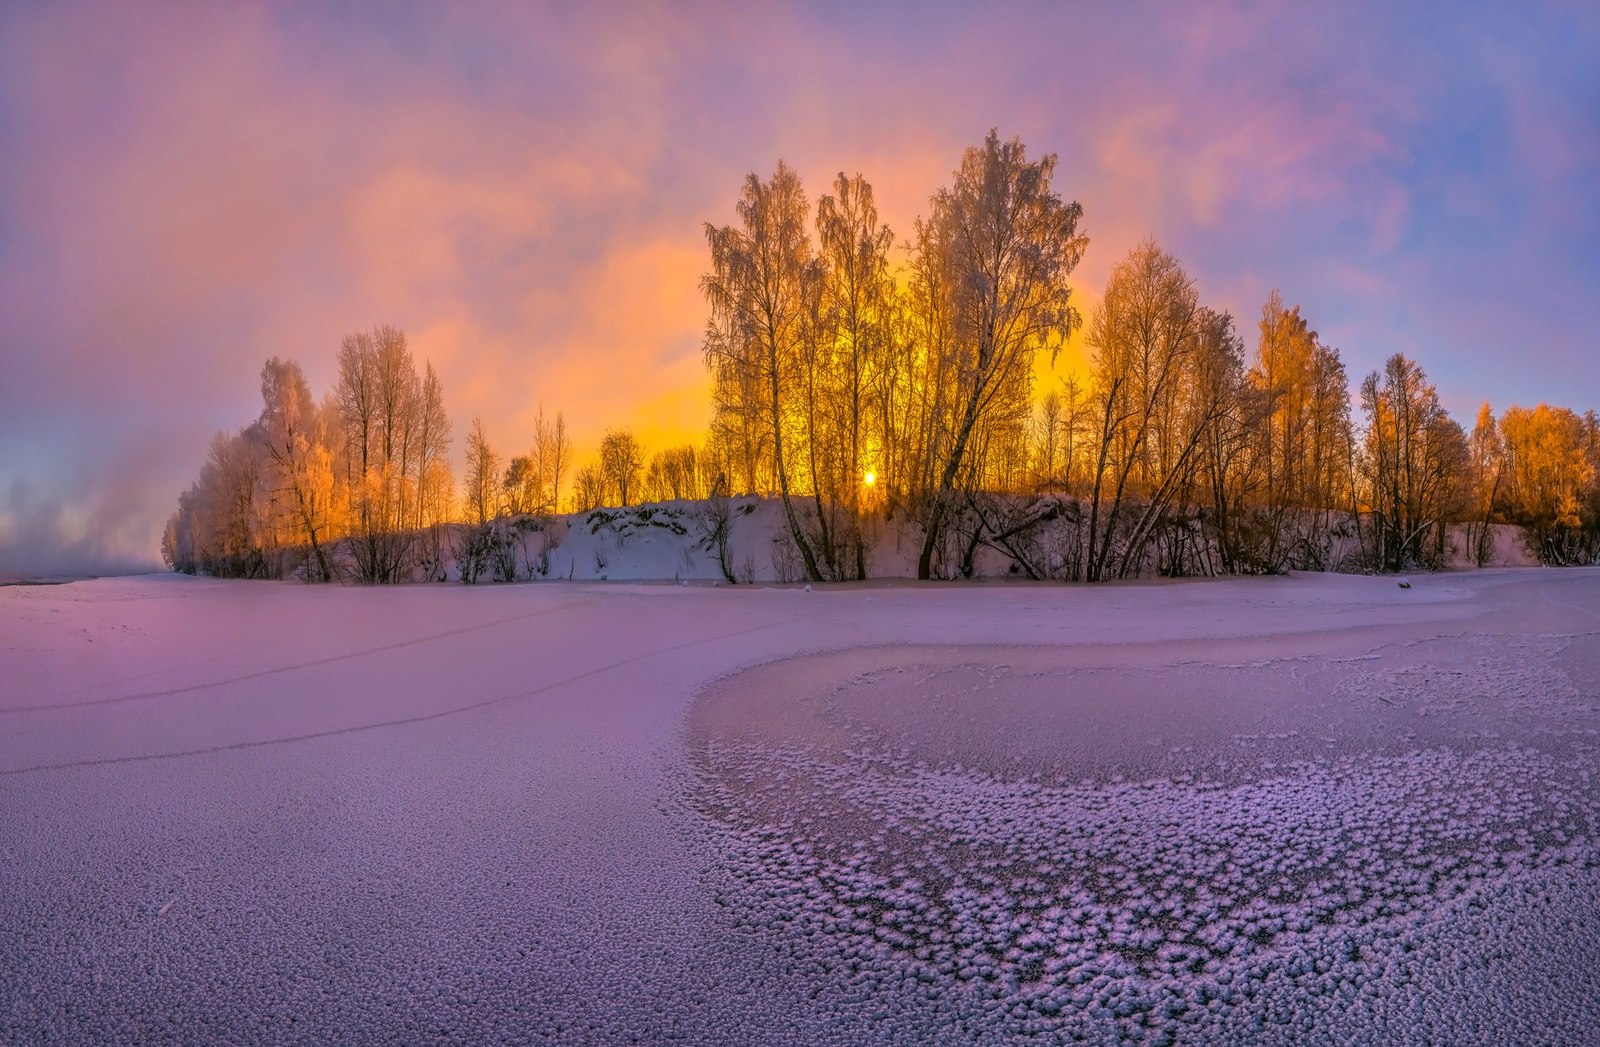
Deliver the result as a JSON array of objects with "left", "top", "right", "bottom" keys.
[
  {"left": 181, "top": 493, "right": 1550, "bottom": 586},
  {"left": 342, "top": 499, "right": 1547, "bottom": 585},
  {"left": 2, "top": 569, "right": 1597, "bottom": 1043}
]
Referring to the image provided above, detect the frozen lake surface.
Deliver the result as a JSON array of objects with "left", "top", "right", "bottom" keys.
[{"left": 3, "top": 569, "right": 1598, "bottom": 1043}]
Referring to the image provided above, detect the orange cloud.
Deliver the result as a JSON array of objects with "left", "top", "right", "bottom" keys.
[{"left": 4, "top": 1, "right": 1595, "bottom": 573}]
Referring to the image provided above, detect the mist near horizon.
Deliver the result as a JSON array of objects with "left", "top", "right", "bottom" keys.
[{"left": 2, "top": 2, "right": 1597, "bottom": 576}]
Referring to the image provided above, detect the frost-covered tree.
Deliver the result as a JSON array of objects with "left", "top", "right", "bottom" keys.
[
  {"left": 258, "top": 357, "right": 340, "bottom": 581},
  {"left": 415, "top": 362, "right": 452, "bottom": 529},
  {"left": 1247, "top": 292, "right": 1354, "bottom": 568},
  {"left": 813, "top": 171, "right": 896, "bottom": 579},
  {"left": 188, "top": 429, "right": 263, "bottom": 578},
  {"left": 1498, "top": 403, "right": 1600, "bottom": 564},
  {"left": 912, "top": 131, "right": 1087, "bottom": 579},
  {"left": 336, "top": 325, "right": 429, "bottom": 582},
  {"left": 1358, "top": 354, "right": 1468, "bottom": 570},
  {"left": 1082, "top": 240, "right": 1201, "bottom": 581},
  {"left": 702, "top": 161, "right": 827, "bottom": 581},
  {"left": 1465, "top": 403, "right": 1504, "bottom": 566},
  {"left": 464, "top": 417, "right": 500, "bottom": 527}
]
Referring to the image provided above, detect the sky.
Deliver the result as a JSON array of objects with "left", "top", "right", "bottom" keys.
[{"left": 1, "top": 1, "right": 1596, "bottom": 576}]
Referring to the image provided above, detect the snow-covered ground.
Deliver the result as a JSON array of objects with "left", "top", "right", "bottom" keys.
[
  {"left": 2, "top": 569, "right": 1597, "bottom": 1044},
  {"left": 434, "top": 501, "right": 1541, "bottom": 585}
]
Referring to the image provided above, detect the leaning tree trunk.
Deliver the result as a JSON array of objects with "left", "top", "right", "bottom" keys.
[
  {"left": 769, "top": 347, "right": 824, "bottom": 583},
  {"left": 917, "top": 373, "right": 988, "bottom": 580}
]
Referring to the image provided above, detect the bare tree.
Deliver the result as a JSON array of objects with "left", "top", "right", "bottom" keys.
[
  {"left": 913, "top": 131, "right": 1087, "bottom": 579},
  {"left": 194, "top": 430, "right": 262, "bottom": 578},
  {"left": 550, "top": 412, "right": 571, "bottom": 513},
  {"left": 1083, "top": 240, "right": 1200, "bottom": 581},
  {"left": 600, "top": 428, "right": 645, "bottom": 506},
  {"left": 1192, "top": 317, "right": 1260, "bottom": 574},
  {"left": 336, "top": 325, "right": 425, "bottom": 582},
  {"left": 258, "top": 358, "right": 338, "bottom": 581},
  {"left": 1031, "top": 390, "right": 1064, "bottom": 490},
  {"left": 416, "top": 362, "right": 452, "bottom": 528},
  {"left": 702, "top": 161, "right": 827, "bottom": 582},
  {"left": 1466, "top": 402, "right": 1504, "bottom": 566},
  {"left": 414, "top": 363, "right": 453, "bottom": 578},
  {"left": 646, "top": 444, "right": 702, "bottom": 501},
  {"left": 1059, "top": 374, "right": 1093, "bottom": 493},
  {"left": 816, "top": 171, "right": 896, "bottom": 578},
  {"left": 572, "top": 462, "right": 606, "bottom": 513},
  {"left": 530, "top": 404, "right": 571, "bottom": 515},
  {"left": 464, "top": 417, "right": 500, "bottom": 526},
  {"left": 1358, "top": 354, "right": 1467, "bottom": 570},
  {"left": 502, "top": 456, "right": 538, "bottom": 516}
]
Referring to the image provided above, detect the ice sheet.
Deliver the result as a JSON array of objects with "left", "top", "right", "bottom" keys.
[{"left": 2, "top": 568, "right": 1596, "bottom": 1043}]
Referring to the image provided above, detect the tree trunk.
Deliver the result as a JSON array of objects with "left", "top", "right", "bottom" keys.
[
  {"left": 918, "top": 373, "right": 987, "bottom": 580},
  {"left": 770, "top": 348, "right": 823, "bottom": 583}
]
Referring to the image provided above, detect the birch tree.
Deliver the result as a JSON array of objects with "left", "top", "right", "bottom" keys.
[
  {"left": 702, "top": 161, "right": 827, "bottom": 581},
  {"left": 1082, "top": 240, "right": 1199, "bottom": 581},
  {"left": 913, "top": 130, "right": 1087, "bottom": 579},
  {"left": 258, "top": 357, "right": 338, "bottom": 581},
  {"left": 464, "top": 417, "right": 500, "bottom": 526},
  {"left": 816, "top": 172, "right": 896, "bottom": 578},
  {"left": 1359, "top": 354, "right": 1467, "bottom": 570}
]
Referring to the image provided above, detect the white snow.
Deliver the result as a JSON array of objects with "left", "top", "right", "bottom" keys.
[
  {"left": 1, "top": 567, "right": 1597, "bottom": 1043},
  {"left": 445, "top": 496, "right": 1095, "bottom": 584}
]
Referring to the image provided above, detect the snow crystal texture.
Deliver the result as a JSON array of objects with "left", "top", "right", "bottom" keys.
[{"left": 2, "top": 569, "right": 1597, "bottom": 1044}]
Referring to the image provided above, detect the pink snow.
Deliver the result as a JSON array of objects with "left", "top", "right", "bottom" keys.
[{"left": 1, "top": 567, "right": 1596, "bottom": 1043}]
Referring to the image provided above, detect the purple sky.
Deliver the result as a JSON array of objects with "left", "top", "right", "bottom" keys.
[{"left": 1, "top": 1, "right": 1596, "bottom": 575}]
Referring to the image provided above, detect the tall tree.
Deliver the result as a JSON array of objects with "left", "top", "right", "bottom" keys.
[
  {"left": 1031, "top": 390, "right": 1064, "bottom": 490},
  {"left": 336, "top": 325, "right": 424, "bottom": 582},
  {"left": 816, "top": 171, "right": 896, "bottom": 578},
  {"left": 912, "top": 131, "right": 1087, "bottom": 579},
  {"left": 599, "top": 428, "right": 645, "bottom": 506},
  {"left": 1082, "top": 240, "right": 1203, "bottom": 581},
  {"left": 572, "top": 463, "right": 606, "bottom": 513},
  {"left": 502, "top": 456, "right": 539, "bottom": 516},
  {"left": 529, "top": 404, "right": 571, "bottom": 515},
  {"left": 646, "top": 445, "right": 702, "bottom": 501},
  {"left": 1247, "top": 292, "right": 1352, "bottom": 568},
  {"left": 258, "top": 358, "right": 339, "bottom": 581},
  {"left": 196, "top": 430, "right": 262, "bottom": 578},
  {"left": 549, "top": 411, "right": 571, "bottom": 513},
  {"left": 416, "top": 362, "right": 452, "bottom": 529},
  {"left": 1466, "top": 402, "right": 1504, "bottom": 566},
  {"left": 1499, "top": 403, "right": 1599, "bottom": 563},
  {"left": 702, "top": 161, "right": 827, "bottom": 581},
  {"left": 1191, "top": 319, "right": 1260, "bottom": 575},
  {"left": 464, "top": 417, "right": 500, "bottom": 527},
  {"left": 1358, "top": 354, "right": 1467, "bottom": 570}
]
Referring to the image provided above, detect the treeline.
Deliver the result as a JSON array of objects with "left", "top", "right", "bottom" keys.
[
  {"left": 691, "top": 131, "right": 1600, "bottom": 579},
  {"left": 164, "top": 327, "right": 458, "bottom": 581},
  {"left": 165, "top": 327, "right": 576, "bottom": 583},
  {"left": 162, "top": 327, "right": 720, "bottom": 582},
  {"left": 165, "top": 130, "right": 1600, "bottom": 582}
]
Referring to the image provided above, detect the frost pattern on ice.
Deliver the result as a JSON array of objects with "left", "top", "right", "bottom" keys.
[{"left": 688, "top": 636, "right": 1600, "bottom": 1043}]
